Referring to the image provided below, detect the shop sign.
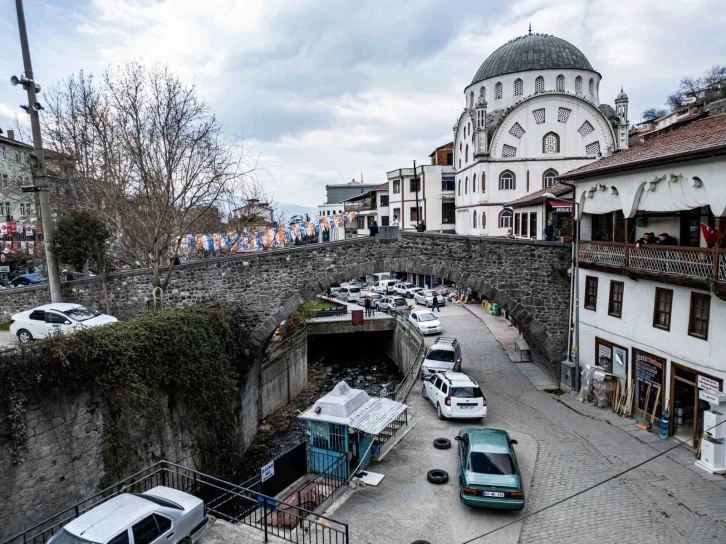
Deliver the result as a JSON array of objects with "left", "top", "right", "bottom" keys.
[
  {"left": 698, "top": 375, "right": 720, "bottom": 392},
  {"left": 261, "top": 460, "right": 275, "bottom": 482},
  {"left": 699, "top": 389, "right": 726, "bottom": 405},
  {"left": 635, "top": 352, "right": 663, "bottom": 387}
]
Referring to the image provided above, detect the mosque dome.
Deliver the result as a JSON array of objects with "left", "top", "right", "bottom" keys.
[{"left": 471, "top": 33, "right": 594, "bottom": 85}]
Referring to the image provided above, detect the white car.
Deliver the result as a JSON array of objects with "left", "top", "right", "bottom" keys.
[
  {"left": 422, "top": 372, "right": 487, "bottom": 420},
  {"left": 337, "top": 286, "right": 362, "bottom": 302},
  {"left": 376, "top": 295, "right": 408, "bottom": 313},
  {"left": 393, "top": 282, "right": 420, "bottom": 298},
  {"left": 48, "top": 486, "right": 208, "bottom": 544},
  {"left": 408, "top": 310, "right": 442, "bottom": 335},
  {"left": 9, "top": 303, "right": 118, "bottom": 343},
  {"left": 356, "top": 292, "right": 383, "bottom": 306},
  {"left": 421, "top": 337, "right": 462, "bottom": 378},
  {"left": 413, "top": 289, "right": 446, "bottom": 308},
  {"left": 372, "top": 279, "right": 398, "bottom": 295}
]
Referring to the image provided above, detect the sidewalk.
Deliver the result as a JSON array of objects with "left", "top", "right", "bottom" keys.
[{"left": 462, "top": 303, "right": 558, "bottom": 391}]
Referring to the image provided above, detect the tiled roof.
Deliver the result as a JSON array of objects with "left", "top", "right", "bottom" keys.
[
  {"left": 562, "top": 113, "right": 726, "bottom": 179},
  {"left": 507, "top": 183, "right": 572, "bottom": 207},
  {"left": 373, "top": 182, "right": 389, "bottom": 191}
]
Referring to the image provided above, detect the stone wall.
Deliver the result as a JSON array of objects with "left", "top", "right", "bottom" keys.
[
  {"left": 385, "top": 317, "right": 425, "bottom": 377},
  {"left": 259, "top": 332, "right": 308, "bottom": 419},
  {"left": 0, "top": 233, "right": 571, "bottom": 363}
]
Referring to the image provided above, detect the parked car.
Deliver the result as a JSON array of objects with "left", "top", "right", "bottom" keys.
[
  {"left": 376, "top": 295, "right": 407, "bottom": 313},
  {"left": 337, "top": 286, "right": 362, "bottom": 302},
  {"left": 329, "top": 284, "right": 341, "bottom": 296},
  {"left": 393, "top": 282, "right": 420, "bottom": 298},
  {"left": 9, "top": 303, "right": 118, "bottom": 343},
  {"left": 356, "top": 292, "right": 383, "bottom": 306},
  {"left": 48, "top": 486, "right": 208, "bottom": 544},
  {"left": 408, "top": 310, "right": 442, "bottom": 335},
  {"left": 9, "top": 273, "right": 47, "bottom": 287},
  {"left": 414, "top": 289, "right": 446, "bottom": 308},
  {"left": 422, "top": 372, "right": 487, "bottom": 420},
  {"left": 372, "top": 279, "right": 398, "bottom": 294},
  {"left": 420, "top": 337, "right": 462, "bottom": 377},
  {"left": 455, "top": 428, "right": 525, "bottom": 511}
]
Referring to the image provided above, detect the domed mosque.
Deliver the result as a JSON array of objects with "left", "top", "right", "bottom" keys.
[{"left": 453, "top": 28, "right": 629, "bottom": 236}]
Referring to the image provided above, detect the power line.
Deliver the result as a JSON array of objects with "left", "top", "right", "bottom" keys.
[{"left": 460, "top": 417, "right": 726, "bottom": 544}]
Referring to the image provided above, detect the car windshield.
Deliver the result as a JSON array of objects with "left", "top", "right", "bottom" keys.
[
  {"left": 424, "top": 291, "right": 437, "bottom": 297},
  {"left": 450, "top": 386, "right": 483, "bottom": 398},
  {"left": 48, "top": 529, "right": 96, "bottom": 544},
  {"left": 468, "top": 452, "right": 516, "bottom": 475},
  {"left": 402, "top": 283, "right": 414, "bottom": 288},
  {"left": 349, "top": 287, "right": 360, "bottom": 293},
  {"left": 418, "top": 313, "right": 437, "bottom": 322},
  {"left": 62, "top": 307, "right": 99, "bottom": 322},
  {"left": 426, "top": 349, "right": 455, "bottom": 362}
]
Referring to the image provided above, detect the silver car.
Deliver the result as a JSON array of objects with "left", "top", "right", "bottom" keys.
[
  {"left": 413, "top": 289, "right": 447, "bottom": 308},
  {"left": 48, "top": 486, "right": 207, "bottom": 544}
]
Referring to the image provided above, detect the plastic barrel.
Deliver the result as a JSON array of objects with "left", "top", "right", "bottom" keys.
[
  {"left": 659, "top": 409, "right": 670, "bottom": 440},
  {"left": 490, "top": 303, "right": 501, "bottom": 316}
]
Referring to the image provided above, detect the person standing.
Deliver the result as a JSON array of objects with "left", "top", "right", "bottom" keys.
[
  {"left": 364, "top": 295, "right": 371, "bottom": 317},
  {"left": 432, "top": 293, "right": 440, "bottom": 312},
  {"left": 391, "top": 216, "right": 400, "bottom": 227},
  {"left": 369, "top": 220, "right": 379, "bottom": 236},
  {"left": 543, "top": 220, "right": 555, "bottom": 241}
]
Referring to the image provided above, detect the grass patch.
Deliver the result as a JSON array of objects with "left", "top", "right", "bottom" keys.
[
  {"left": 544, "top": 388, "right": 566, "bottom": 396},
  {"left": 0, "top": 322, "right": 10, "bottom": 331},
  {"left": 307, "top": 298, "right": 339, "bottom": 310}
]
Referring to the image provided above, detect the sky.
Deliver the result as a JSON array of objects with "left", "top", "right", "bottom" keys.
[{"left": 0, "top": 0, "right": 725, "bottom": 208}]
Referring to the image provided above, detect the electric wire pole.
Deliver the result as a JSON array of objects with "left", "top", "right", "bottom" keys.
[{"left": 14, "top": 0, "right": 62, "bottom": 302}]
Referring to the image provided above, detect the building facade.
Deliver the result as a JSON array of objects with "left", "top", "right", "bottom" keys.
[
  {"left": 317, "top": 179, "right": 380, "bottom": 219},
  {"left": 342, "top": 182, "right": 389, "bottom": 236},
  {"left": 563, "top": 113, "right": 726, "bottom": 450},
  {"left": 452, "top": 32, "right": 627, "bottom": 237}
]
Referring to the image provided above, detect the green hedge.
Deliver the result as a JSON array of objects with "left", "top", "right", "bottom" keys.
[{"left": 0, "top": 307, "right": 244, "bottom": 482}]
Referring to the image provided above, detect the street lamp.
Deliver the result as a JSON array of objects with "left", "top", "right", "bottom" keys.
[{"left": 543, "top": 192, "right": 581, "bottom": 391}]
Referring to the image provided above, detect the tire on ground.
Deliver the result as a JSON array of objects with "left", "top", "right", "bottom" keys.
[
  {"left": 427, "top": 469, "right": 449, "bottom": 485},
  {"left": 433, "top": 438, "right": 451, "bottom": 450}
]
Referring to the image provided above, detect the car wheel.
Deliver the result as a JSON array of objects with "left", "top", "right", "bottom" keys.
[
  {"left": 17, "top": 329, "right": 33, "bottom": 343},
  {"left": 433, "top": 438, "right": 451, "bottom": 450},
  {"left": 179, "top": 538, "right": 192, "bottom": 544},
  {"left": 422, "top": 385, "right": 427, "bottom": 399},
  {"left": 427, "top": 469, "right": 449, "bottom": 485},
  {"left": 437, "top": 404, "right": 446, "bottom": 420},
  {"left": 411, "top": 541, "right": 431, "bottom": 544}
]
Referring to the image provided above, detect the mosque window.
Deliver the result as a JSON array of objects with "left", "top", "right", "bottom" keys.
[
  {"left": 472, "top": 173, "right": 477, "bottom": 192},
  {"left": 473, "top": 210, "right": 478, "bottom": 229},
  {"left": 514, "top": 78, "right": 523, "bottom": 96},
  {"left": 470, "top": 91, "right": 474, "bottom": 108},
  {"left": 481, "top": 173, "right": 486, "bottom": 193},
  {"left": 481, "top": 211, "right": 486, "bottom": 229},
  {"left": 499, "top": 170, "right": 515, "bottom": 190},
  {"left": 589, "top": 78, "right": 594, "bottom": 95},
  {"left": 543, "top": 132, "right": 560, "bottom": 154},
  {"left": 465, "top": 145, "right": 469, "bottom": 163},
  {"left": 535, "top": 76, "right": 544, "bottom": 93},
  {"left": 480, "top": 86, "right": 486, "bottom": 99},
  {"left": 532, "top": 108, "right": 545, "bottom": 124},
  {"left": 502, "top": 145, "right": 517, "bottom": 158},
  {"left": 465, "top": 176, "right": 468, "bottom": 194},
  {"left": 509, "top": 122, "right": 525, "bottom": 139},
  {"left": 543, "top": 169, "right": 558, "bottom": 188},
  {"left": 499, "top": 209, "right": 513, "bottom": 228},
  {"left": 556, "top": 75, "right": 565, "bottom": 92},
  {"left": 495, "top": 82, "right": 503, "bottom": 99},
  {"left": 575, "top": 76, "right": 582, "bottom": 93},
  {"left": 557, "top": 108, "right": 572, "bottom": 123},
  {"left": 585, "top": 141, "right": 601, "bottom": 155},
  {"left": 578, "top": 120, "right": 595, "bottom": 136},
  {"left": 458, "top": 179, "right": 461, "bottom": 196}
]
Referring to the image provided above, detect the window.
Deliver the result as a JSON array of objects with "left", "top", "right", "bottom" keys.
[
  {"left": 393, "top": 180, "right": 400, "bottom": 194},
  {"left": 556, "top": 74, "right": 565, "bottom": 92},
  {"left": 514, "top": 213, "right": 520, "bottom": 235},
  {"left": 521, "top": 213, "right": 528, "bottom": 237},
  {"left": 356, "top": 216, "right": 365, "bottom": 229},
  {"left": 468, "top": 452, "right": 515, "bottom": 475},
  {"left": 410, "top": 178, "right": 420, "bottom": 192},
  {"left": 501, "top": 144, "right": 517, "bottom": 157},
  {"left": 535, "top": 76, "right": 544, "bottom": 93},
  {"left": 29, "top": 310, "right": 45, "bottom": 321},
  {"left": 465, "top": 177, "right": 468, "bottom": 194},
  {"left": 459, "top": 159, "right": 461, "bottom": 169},
  {"left": 481, "top": 173, "right": 485, "bottom": 193},
  {"left": 509, "top": 122, "right": 525, "bottom": 138},
  {"left": 19, "top": 202, "right": 32, "bottom": 216},
  {"left": 0, "top": 146, "right": 5, "bottom": 160},
  {"left": 472, "top": 173, "right": 477, "bottom": 192},
  {"left": 132, "top": 514, "right": 170, "bottom": 544},
  {"left": 543, "top": 169, "right": 558, "bottom": 188},
  {"left": 542, "top": 132, "right": 560, "bottom": 154},
  {"left": 589, "top": 78, "right": 594, "bottom": 95},
  {"left": 473, "top": 210, "right": 477, "bottom": 229},
  {"left": 465, "top": 144, "right": 469, "bottom": 163},
  {"left": 0, "top": 201, "right": 10, "bottom": 216},
  {"left": 608, "top": 281, "right": 624, "bottom": 318},
  {"left": 578, "top": 120, "right": 595, "bottom": 136},
  {"left": 514, "top": 78, "right": 523, "bottom": 96},
  {"left": 533, "top": 108, "right": 545, "bottom": 124},
  {"left": 15, "top": 151, "right": 21, "bottom": 163},
  {"left": 469, "top": 91, "right": 474, "bottom": 108},
  {"left": 46, "top": 312, "right": 68, "bottom": 324},
  {"left": 557, "top": 107, "right": 571, "bottom": 123},
  {"left": 585, "top": 141, "right": 601, "bottom": 156},
  {"left": 575, "top": 75, "right": 582, "bottom": 93},
  {"left": 495, "top": 82, "right": 502, "bottom": 99},
  {"left": 393, "top": 208, "right": 400, "bottom": 222},
  {"left": 410, "top": 206, "right": 422, "bottom": 222},
  {"left": 499, "top": 170, "right": 515, "bottom": 190},
  {"left": 381, "top": 216, "right": 389, "bottom": 226},
  {"left": 481, "top": 211, "right": 486, "bottom": 229},
  {"left": 584, "top": 276, "right": 598, "bottom": 310},
  {"left": 380, "top": 195, "right": 389, "bottom": 206},
  {"left": 442, "top": 202, "right": 455, "bottom": 224},
  {"left": 689, "top": 293, "right": 710, "bottom": 339},
  {"left": 446, "top": 152, "right": 453, "bottom": 165},
  {"left": 108, "top": 532, "right": 130, "bottom": 544},
  {"left": 529, "top": 212, "right": 537, "bottom": 238},
  {"left": 498, "top": 209, "right": 512, "bottom": 229},
  {"left": 457, "top": 179, "right": 461, "bottom": 196},
  {"left": 653, "top": 288, "right": 673, "bottom": 330}
]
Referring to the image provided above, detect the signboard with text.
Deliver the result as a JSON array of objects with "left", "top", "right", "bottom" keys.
[
  {"left": 261, "top": 461, "right": 275, "bottom": 483},
  {"left": 698, "top": 375, "right": 721, "bottom": 392}
]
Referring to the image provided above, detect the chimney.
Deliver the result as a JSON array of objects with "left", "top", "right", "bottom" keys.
[{"left": 7, "top": 130, "right": 14, "bottom": 141}]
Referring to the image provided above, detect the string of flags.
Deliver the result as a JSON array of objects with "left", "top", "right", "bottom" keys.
[
  {"left": 0, "top": 218, "right": 41, "bottom": 257},
  {"left": 170, "top": 211, "right": 359, "bottom": 255}
]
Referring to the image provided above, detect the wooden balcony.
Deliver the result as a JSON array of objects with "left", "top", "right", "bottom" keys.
[{"left": 579, "top": 241, "right": 726, "bottom": 296}]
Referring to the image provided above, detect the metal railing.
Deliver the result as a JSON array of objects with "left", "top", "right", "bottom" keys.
[
  {"left": 285, "top": 449, "right": 348, "bottom": 513},
  {"left": 2, "top": 461, "right": 348, "bottom": 544},
  {"left": 578, "top": 241, "right": 626, "bottom": 267}
]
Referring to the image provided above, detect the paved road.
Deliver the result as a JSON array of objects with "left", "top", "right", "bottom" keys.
[{"left": 330, "top": 303, "right": 726, "bottom": 543}]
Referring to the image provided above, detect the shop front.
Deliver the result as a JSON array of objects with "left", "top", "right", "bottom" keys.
[
  {"left": 632, "top": 349, "right": 665, "bottom": 423},
  {"left": 669, "top": 363, "right": 724, "bottom": 448},
  {"left": 594, "top": 337, "right": 628, "bottom": 383}
]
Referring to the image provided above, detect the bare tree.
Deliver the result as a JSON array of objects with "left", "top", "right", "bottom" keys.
[
  {"left": 641, "top": 108, "right": 667, "bottom": 121},
  {"left": 665, "top": 65, "right": 726, "bottom": 111},
  {"left": 42, "top": 63, "right": 257, "bottom": 289}
]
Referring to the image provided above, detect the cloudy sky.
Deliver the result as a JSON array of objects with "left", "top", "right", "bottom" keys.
[{"left": 0, "top": 0, "right": 725, "bottom": 208}]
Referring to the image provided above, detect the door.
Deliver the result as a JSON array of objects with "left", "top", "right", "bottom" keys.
[
  {"left": 132, "top": 514, "right": 173, "bottom": 544},
  {"left": 45, "top": 311, "right": 72, "bottom": 337},
  {"left": 27, "top": 310, "right": 47, "bottom": 338}
]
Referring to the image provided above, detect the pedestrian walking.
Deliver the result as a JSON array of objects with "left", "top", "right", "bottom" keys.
[
  {"left": 364, "top": 295, "right": 372, "bottom": 317},
  {"left": 432, "top": 294, "right": 440, "bottom": 312}
]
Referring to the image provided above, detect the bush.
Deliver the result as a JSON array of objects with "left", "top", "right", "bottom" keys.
[{"left": 0, "top": 307, "right": 244, "bottom": 480}]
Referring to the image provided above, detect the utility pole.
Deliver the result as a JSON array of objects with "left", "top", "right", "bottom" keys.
[
  {"left": 412, "top": 160, "right": 420, "bottom": 230},
  {"left": 13, "top": 0, "right": 62, "bottom": 302}
]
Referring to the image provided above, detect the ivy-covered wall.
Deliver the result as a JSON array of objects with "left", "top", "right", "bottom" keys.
[{"left": 0, "top": 307, "right": 255, "bottom": 538}]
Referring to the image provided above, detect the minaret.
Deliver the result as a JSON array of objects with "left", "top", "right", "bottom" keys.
[
  {"left": 615, "top": 87, "right": 629, "bottom": 151},
  {"left": 475, "top": 91, "right": 488, "bottom": 155}
]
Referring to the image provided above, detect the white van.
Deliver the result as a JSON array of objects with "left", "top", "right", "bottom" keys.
[
  {"left": 373, "top": 279, "right": 398, "bottom": 295},
  {"left": 337, "top": 286, "right": 362, "bottom": 302}
]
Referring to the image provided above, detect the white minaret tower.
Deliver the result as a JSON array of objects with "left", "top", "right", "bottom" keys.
[
  {"left": 615, "top": 87, "right": 629, "bottom": 151},
  {"left": 475, "top": 90, "right": 488, "bottom": 155}
]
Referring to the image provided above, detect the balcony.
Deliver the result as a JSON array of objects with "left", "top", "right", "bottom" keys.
[
  {"left": 343, "top": 198, "right": 377, "bottom": 212},
  {"left": 579, "top": 241, "right": 726, "bottom": 295}
]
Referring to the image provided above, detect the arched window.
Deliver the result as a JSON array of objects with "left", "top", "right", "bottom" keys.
[
  {"left": 589, "top": 78, "right": 594, "bottom": 95},
  {"left": 469, "top": 91, "right": 474, "bottom": 108},
  {"left": 495, "top": 82, "right": 503, "bottom": 99},
  {"left": 465, "top": 144, "right": 469, "bottom": 163},
  {"left": 499, "top": 170, "right": 515, "bottom": 190},
  {"left": 480, "top": 86, "right": 486, "bottom": 99},
  {"left": 472, "top": 173, "right": 477, "bottom": 192},
  {"left": 473, "top": 210, "right": 478, "bottom": 229},
  {"left": 481, "top": 211, "right": 486, "bottom": 229},
  {"left": 542, "top": 132, "right": 560, "bottom": 154},
  {"left": 514, "top": 78, "right": 523, "bottom": 96},
  {"left": 499, "top": 209, "right": 513, "bottom": 229},
  {"left": 543, "top": 168, "right": 558, "bottom": 188},
  {"left": 535, "top": 76, "right": 544, "bottom": 93},
  {"left": 465, "top": 176, "right": 468, "bottom": 194},
  {"left": 556, "top": 74, "right": 565, "bottom": 92},
  {"left": 575, "top": 75, "right": 582, "bottom": 93},
  {"left": 458, "top": 179, "right": 461, "bottom": 196},
  {"left": 481, "top": 173, "right": 486, "bottom": 193}
]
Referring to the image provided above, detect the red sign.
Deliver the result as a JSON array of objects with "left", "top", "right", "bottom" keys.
[{"left": 7, "top": 221, "right": 17, "bottom": 235}]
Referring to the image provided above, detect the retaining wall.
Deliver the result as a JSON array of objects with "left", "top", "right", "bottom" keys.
[{"left": 260, "top": 333, "right": 308, "bottom": 419}]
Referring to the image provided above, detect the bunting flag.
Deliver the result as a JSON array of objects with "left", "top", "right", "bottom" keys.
[{"left": 700, "top": 223, "right": 724, "bottom": 247}]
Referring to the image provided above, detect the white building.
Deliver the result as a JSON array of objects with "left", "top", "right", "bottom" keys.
[
  {"left": 340, "top": 182, "right": 390, "bottom": 236},
  {"left": 562, "top": 112, "right": 726, "bottom": 449},
  {"left": 452, "top": 31, "right": 628, "bottom": 236}
]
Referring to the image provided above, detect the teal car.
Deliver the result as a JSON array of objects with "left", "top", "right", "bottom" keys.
[{"left": 455, "top": 428, "right": 525, "bottom": 510}]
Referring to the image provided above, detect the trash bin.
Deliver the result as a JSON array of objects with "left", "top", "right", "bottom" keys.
[{"left": 490, "top": 303, "right": 501, "bottom": 316}]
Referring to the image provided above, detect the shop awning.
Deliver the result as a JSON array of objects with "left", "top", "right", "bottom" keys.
[
  {"left": 349, "top": 398, "right": 407, "bottom": 435},
  {"left": 549, "top": 199, "right": 573, "bottom": 212}
]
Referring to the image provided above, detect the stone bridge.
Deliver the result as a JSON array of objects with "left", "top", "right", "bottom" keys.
[{"left": 0, "top": 231, "right": 572, "bottom": 365}]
